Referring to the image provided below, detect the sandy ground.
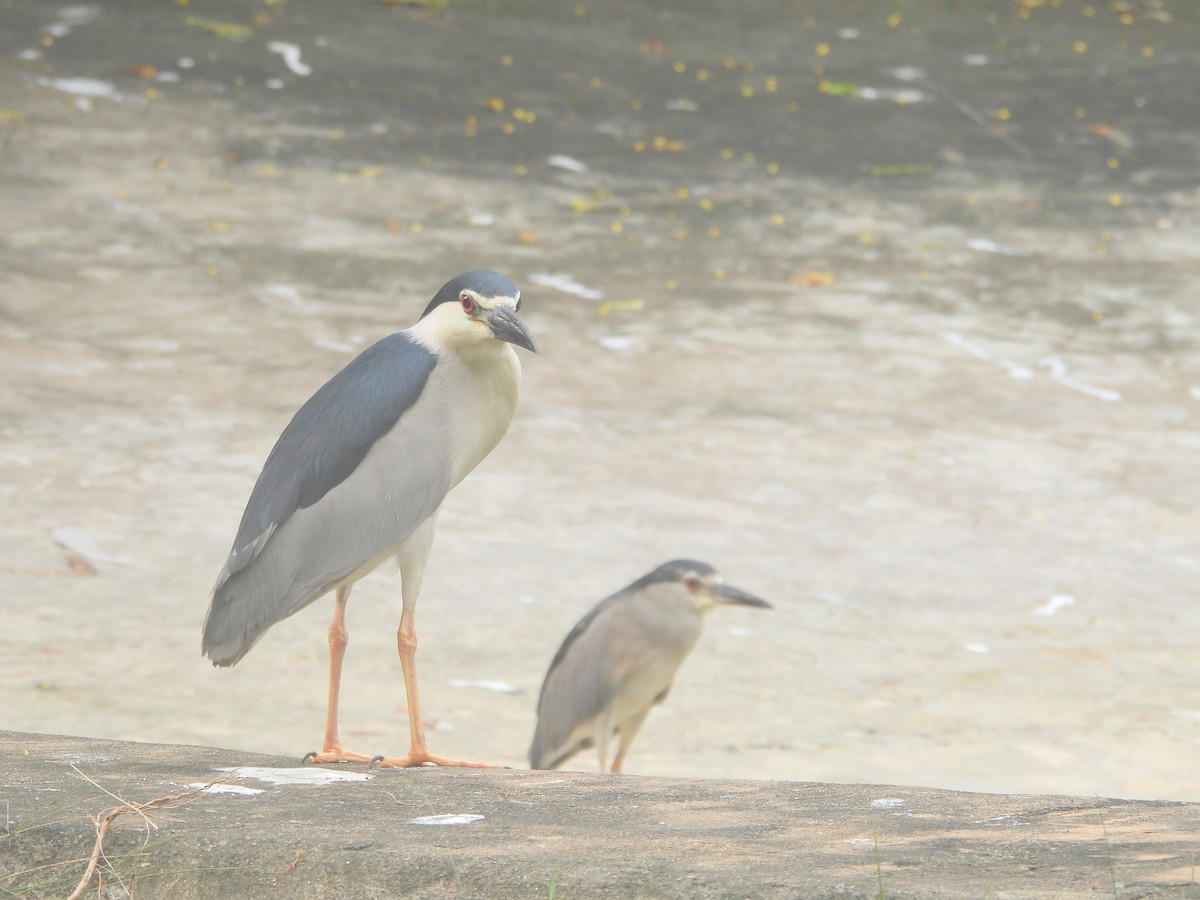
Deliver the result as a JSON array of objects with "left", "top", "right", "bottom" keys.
[{"left": 1, "top": 0, "right": 1198, "bottom": 801}]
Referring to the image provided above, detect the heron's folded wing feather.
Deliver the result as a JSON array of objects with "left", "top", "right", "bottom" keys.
[
  {"left": 529, "top": 598, "right": 630, "bottom": 768},
  {"left": 215, "top": 332, "right": 436, "bottom": 587},
  {"left": 203, "top": 333, "right": 446, "bottom": 665}
]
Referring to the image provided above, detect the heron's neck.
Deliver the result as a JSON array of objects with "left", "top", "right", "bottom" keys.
[{"left": 440, "top": 341, "right": 522, "bottom": 485}]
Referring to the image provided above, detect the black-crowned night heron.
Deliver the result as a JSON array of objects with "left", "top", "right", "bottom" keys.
[
  {"left": 202, "top": 270, "right": 536, "bottom": 768},
  {"left": 529, "top": 560, "right": 771, "bottom": 773}
]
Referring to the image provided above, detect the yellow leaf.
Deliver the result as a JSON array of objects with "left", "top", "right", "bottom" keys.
[
  {"left": 184, "top": 16, "right": 253, "bottom": 38},
  {"left": 596, "top": 299, "right": 644, "bottom": 315},
  {"left": 788, "top": 269, "right": 836, "bottom": 287}
]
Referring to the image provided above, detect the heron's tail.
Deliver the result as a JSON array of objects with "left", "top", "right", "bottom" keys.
[
  {"left": 201, "top": 580, "right": 261, "bottom": 667},
  {"left": 201, "top": 564, "right": 286, "bottom": 667}
]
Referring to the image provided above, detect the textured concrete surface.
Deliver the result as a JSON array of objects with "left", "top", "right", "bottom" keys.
[{"left": 2, "top": 731, "right": 1199, "bottom": 898}]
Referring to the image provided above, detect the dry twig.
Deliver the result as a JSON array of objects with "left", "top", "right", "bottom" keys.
[
  {"left": 282, "top": 849, "right": 304, "bottom": 873},
  {"left": 65, "top": 767, "right": 226, "bottom": 900}
]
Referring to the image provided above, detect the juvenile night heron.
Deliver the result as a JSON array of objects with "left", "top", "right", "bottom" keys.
[
  {"left": 529, "top": 560, "right": 771, "bottom": 773},
  {"left": 202, "top": 270, "right": 536, "bottom": 768}
]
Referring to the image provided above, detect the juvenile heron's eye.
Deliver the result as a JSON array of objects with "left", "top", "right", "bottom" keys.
[{"left": 460, "top": 293, "right": 476, "bottom": 314}]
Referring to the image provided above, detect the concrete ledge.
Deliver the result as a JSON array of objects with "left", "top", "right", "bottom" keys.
[{"left": 2, "top": 731, "right": 1198, "bottom": 898}]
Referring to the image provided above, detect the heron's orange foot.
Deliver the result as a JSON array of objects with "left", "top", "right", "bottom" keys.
[
  {"left": 302, "top": 746, "right": 376, "bottom": 765},
  {"left": 370, "top": 750, "right": 500, "bottom": 769}
]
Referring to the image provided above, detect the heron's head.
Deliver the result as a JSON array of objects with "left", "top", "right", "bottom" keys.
[
  {"left": 419, "top": 269, "right": 537, "bottom": 353},
  {"left": 638, "top": 559, "right": 773, "bottom": 614}
]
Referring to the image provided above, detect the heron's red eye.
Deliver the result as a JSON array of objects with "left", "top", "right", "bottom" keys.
[
  {"left": 683, "top": 576, "right": 701, "bottom": 591},
  {"left": 460, "top": 293, "right": 476, "bottom": 314}
]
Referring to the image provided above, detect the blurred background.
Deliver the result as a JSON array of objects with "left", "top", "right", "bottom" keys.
[{"left": 2, "top": 0, "right": 1198, "bottom": 801}]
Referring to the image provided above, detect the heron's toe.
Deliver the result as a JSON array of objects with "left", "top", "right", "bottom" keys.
[{"left": 302, "top": 746, "right": 376, "bottom": 765}]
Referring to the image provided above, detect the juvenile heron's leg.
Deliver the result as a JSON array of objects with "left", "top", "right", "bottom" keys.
[
  {"left": 375, "top": 516, "right": 497, "bottom": 769},
  {"left": 302, "top": 586, "right": 374, "bottom": 764},
  {"left": 595, "top": 709, "right": 613, "bottom": 774},
  {"left": 609, "top": 710, "right": 650, "bottom": 774}
]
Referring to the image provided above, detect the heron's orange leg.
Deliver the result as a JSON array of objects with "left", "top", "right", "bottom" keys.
[
  {"left": 372, "top": 609, "right": 498, "bottom": 769},
  {"left": 303, "top": 587, "right": 375, "bottom": 764}
]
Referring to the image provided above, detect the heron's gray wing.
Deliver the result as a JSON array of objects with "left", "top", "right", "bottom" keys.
[
  {"left": 219, "top": 332, "right": 436, "bottom": 585},
  {"left": 529, "top": 597, "right": 631, "bottom": 769},
  {"left": 203, "top": 332, "right": 447, "bottom": 665},
  {"left": 535, "top": 592, "right": 623, "bottom": 709}
]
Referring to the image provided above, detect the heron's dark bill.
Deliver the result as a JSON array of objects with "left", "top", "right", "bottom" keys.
[
  {"left": 486, "top": 306, "right": 538, "bottom": 353},
  {"left": 710, "top": 583, "right": 772, "bottom": 609}
]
